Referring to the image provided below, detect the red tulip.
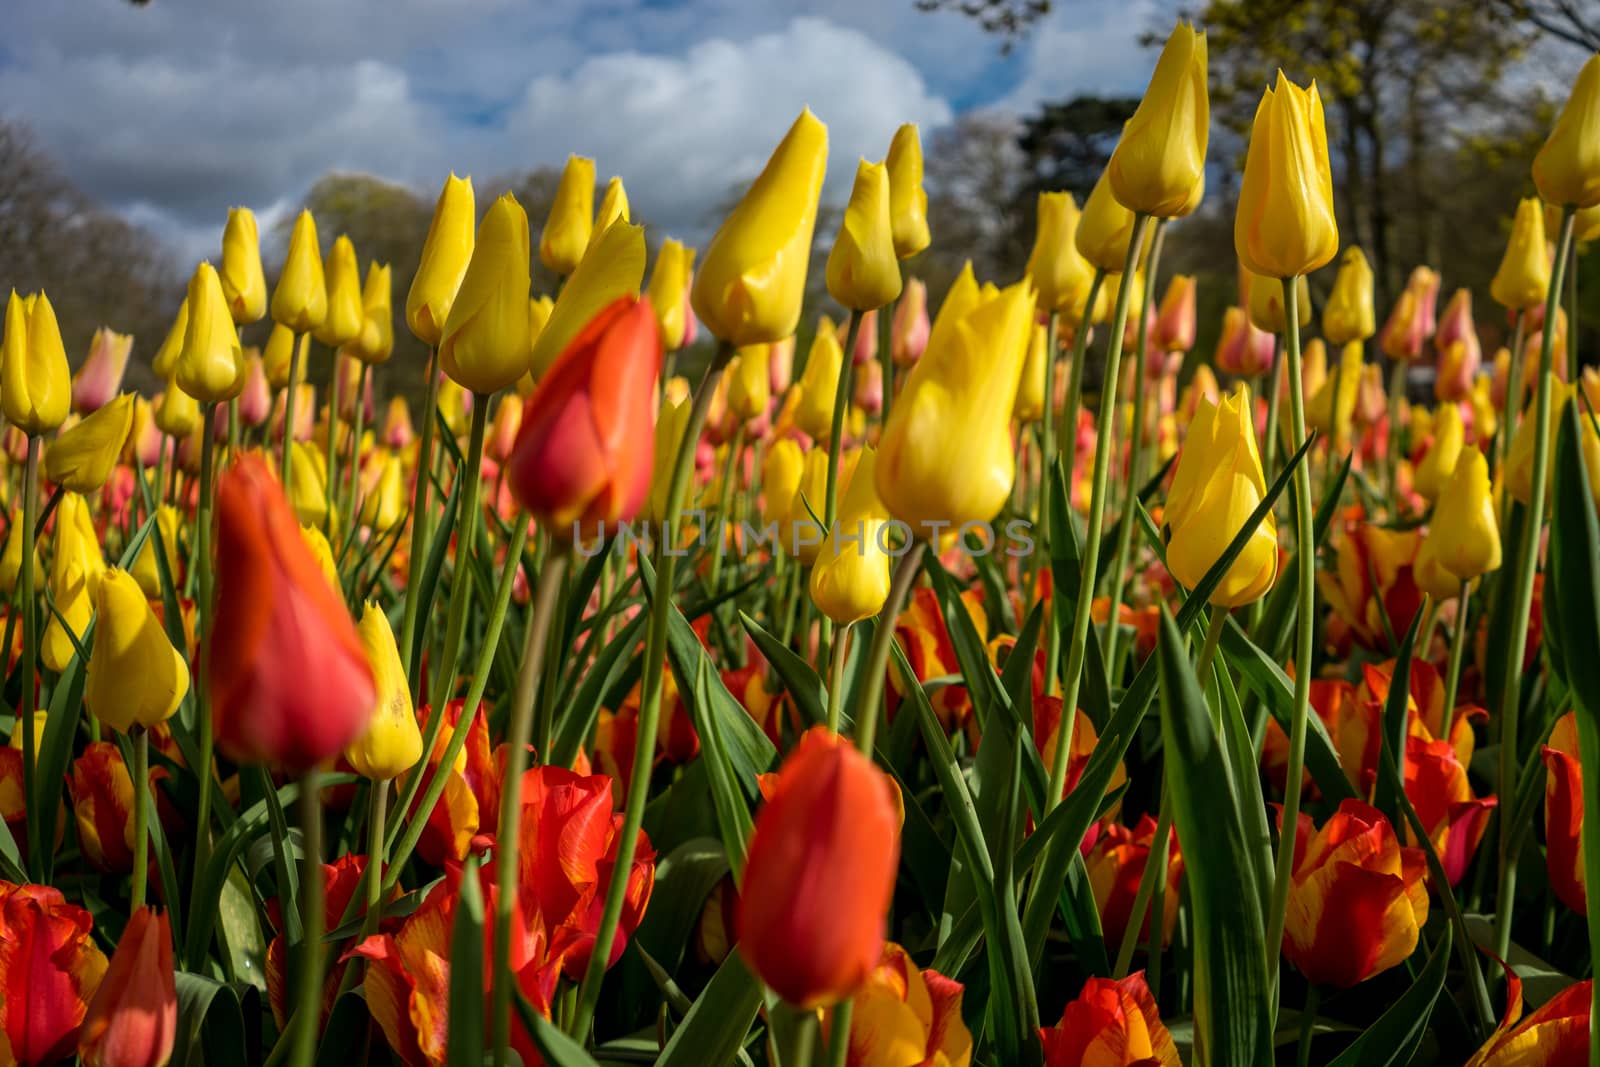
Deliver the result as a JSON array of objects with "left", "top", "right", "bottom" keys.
[
  {"left": 209, "top": 453, "right": 374, "bottom": 770},
  {"left": 1544, "top": 712, "right": 1586, "bottom": 915},
  {"left": 406, "top": 699, "right": 498, "bottom": 866},
  {"left": 1085, "top": 814, "right": 1184, "bottom": 951},
  {"left": 68, "top": 742, "right": 137, "bottom": 873},
  {"left": 265, "top": 855, "right": 369, "bottom": 1029},
  {"left": 1467, "top": 962, "right": 1589, "bottom": 1066},
  {"left": 1039, "top": 972, "right": 1180, "bottom": 1067},
  {"left": 1403, "top": 733, "right": 1495, "bottom": 886},
  {"left": 0, "top": 881, "right": 110, "bottom": 1066},
  {"left": 77, "top": 907, "right": 176, "bottom": 1067},
  {"left": 738, "top": 727, "right": 901, "bottom": 1007},
  {"left": 506, "top": 295, "right": 661, "bottom": 538}
]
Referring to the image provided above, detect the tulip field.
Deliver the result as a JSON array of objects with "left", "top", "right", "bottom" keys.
[{"left": 7, "top": 17, "right": 1600, "bottom": 1067}]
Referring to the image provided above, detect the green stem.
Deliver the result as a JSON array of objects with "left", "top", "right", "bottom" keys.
[
  {"left": 1569, "top": 234, "right": 1581, "bottom": 383},
  {"left": 878, "top": 296, "right": 895, "bottom": 428},
  {"left": 281, "top": 333, "right": 304, "bottom": 491},
  {"left": 853, "top": 544, "right": 926, "bottom": 755},
  {"left": 825, "top": 622, "right": 852, "bottom": 733},
  {"left": 785, "top": 1009, "right": 819, "bottom": 1067},
  {"left": 826, "top": 1000, "right": 854, "bottom": 1067},
  {"left": 1386, "top": 361, "right": 1407, "bottom": 508},
  {"left": 292, "top": 767, "right": 324, "bottom": 1067},
  {"left": 18, "top": 435, "right": 38, "bottom": 879},
  {"left": 153, "top": 435, "right": 169, "bottom": 512},
  {"left": 1499, "top": 313, "right": 1527, "bottom": 490},
  {"left": 1440, "top": 582, "right": 1470, "bottom": 739},
  {"left": 491, "top": 549, "right": 570, "bottom": 1066},
  {"left": 190, "top": 404, "right": 219, "bottom": 905},
  {"left": 709, "top": 424, "right": 745, "bottom": 593},
  {"left": 130, "top": 727, "right": 150, "bottom": 913},
  {"left": 1296, "top": 984, "right": 1320, "bottom": 1067},
  {"left": 324, "top": 349, "right": 341, "bottom": 537},
  {"left": 344, "top": 363, "right": 369, "bottom": 530},
  {"left": 1495, "top": 205, "right": 1576, "bottom": 959},
  {"left": 1262, "top": 340, "right": 1284, "bottom": 481},
  {"left": 824, "top": 313, "right": 862, "bottom": 534},
  {"left": 400, "top": 348, "right": 442, "bottom": 691},
  {"left": 427, "top": 396, "right": 490, "bottom": 712},
  {"left": 1265, "top": 274, "right": 1316, "bottom": 1008},
  {"left": 567, "top": 342, "right": 735, "bottom": 1040},
  {"left": 361, "top": 782, "right": 387, "bottom": 937}
]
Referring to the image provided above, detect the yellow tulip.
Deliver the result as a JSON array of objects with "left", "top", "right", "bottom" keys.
[
  {"left": 692, "top": 109, "right": 829, "bottom": 345},
  {"left": 2, "top": 291, "right": 70, "bottom": 435},
  {"left": 153, "top": 383, "right": 200, "bottom": 439},
  {"left": 1306, "top": 340, "right": 1362, "bottom": 450},
  {"left": 1014, "top": 322, "right": 1049, "bottom": 424},
  {"left": 1430, "top": 448, "right": 1502, "bottom": 582},
  {"left": 359, "top": 451, "right": 405, "bottom": 533},
  {"left": 440, "top": 193, "right": 533, "bottom": 395},
  {"left": 344, "top": 603, "right": 423, "bottom": 780},
  {"left": 528, "top": 219, "right": 645, "bottom": 379},
  {"left": 1414, "top": 401, "right": 1464, "bottom": 502},
  {"left": 406, "top": 173, "right": 476, "bottom": 346},
  {"left": 270, "top": 209, "right": 328, "bottom": 332},
  {"left": 886, "top": 123, "right": 931, "bottom": 258},
  {"left": 176, "top": 262, "right": 246, "bottom": 404},
  {"left": 1246, "top": 270, "right": 1310, "bottom": 334},
  {"left": 297, "top": 522, "right": 339, "bottom": 590},
  {"left": 585, "top": 176, "right": 630, "bottom": 258},
  {"left": 1108, "top": 21, "right": 1209, "bottom": 218},
  {"left": 1235, "top": 71, "right": 1338, "bottom": 278},
  {"left": 1489, "top": 198, "right": 1551, "bottom": 312},
  {"left": 1075, "top": 170, "right": 1138, "bottom": 274},
  {"left": 42, "top": 493, "right": 103, "bottom": 673},
  {"left": 926, "top": 264, "right": 981, "bottom": 359},
  {"left": 130, "top": 505, "right": 181, "bottom": 599},
  {"left": 794, "top": 322, "right": 844, "bottom": 441},
  {"left": 286, "top": 442, "right": 329, "bottom": 527},
  {"left": 1533, "top": 52, "right": 1600, "bottom": 209},
  {"left": 647, "top": 239, "right": 696, "bottom": 352},
  {"left": 1164, "top": 384, "right": 1278, "bottom": 607},
  {"left": 45, "top": 393, "right": 135, "bottom": 493},
  {"left": 779, "top": 447, "right": 831, "bottom": 564},
  {"left": 1024, "top": 192, "right": 1098, "bottom": 315},
  {"left": 263, "top": 322, "right": 307, "bottom": 389},
  {"left": 540, "top": 155, "right": 596, "bottom": 276},
  {"left": 0, "top": 508, "right": 41, "bottom": 596},
  {"left": 439, "top": 377, "right": 470, "bottom": 436},
  {"left": 1548, "top": 199, "right": 1600, "bottom": 243},
  {"left": 810, "top": 446, "right": 893, "bottom": 624},
  {"left": 644, "top": 394, "right": 691, "bottom": 522},
  {"left": 728, "top": 344, "right": 771, "bottom": 422},
  {"left": 348, "top": 262, "right": 395, "bottom": 364},
  {"left": 1322, "top": 246, "right": 1375, "bottom": 344},
  {"left": 1470, "top": 372, "right": 1498, "bottom": 441},
  {"left": 761, "top": 438, "right": 804, "bottom": 527},
  {"left": 314, "top": 235, "right": 364, "bottom": 348},
  {"left": 826, "top": 159, "right": 902, "bottom": 311},
  {"left": 150, "top": 298, "right": 189, "bottom": 381},
  {"left": 1507, "top": 378, "right": 1600, "bottom": 505},
  {"left": 1412, "top": 534, "right": 1461, "bottom": 602},
  {"left": 220, "top": 206, "right": 267, "bottom": 324},
  {"left": 85, "top": 569, "right": 188, "bottom": 732},
  {"left": 876, "top": 281, "right": 1035, "bottom": 536}
]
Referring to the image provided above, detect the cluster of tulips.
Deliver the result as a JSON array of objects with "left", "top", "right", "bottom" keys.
[{"left": 6, "top": 18, "right": 1600, "bottom": 1067}]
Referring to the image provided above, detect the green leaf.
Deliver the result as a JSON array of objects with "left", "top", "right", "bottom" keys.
[
  {"left": 739, "top": 610, "right": 829, "bottom": 729},
  {"left": 1000, "top": 600, "right": 1044, "bottom": 714},
  {"left": 1548, "top": 399, "right": 1600, "bottom": 722},
  {"left": 173, "top": 972, "right": 250, "bottom": 1067},
  {"left": 315, "top": 991, "right": 373, "bottom": 1067},
  {"left": 408, "top": 462, "right": 463, "bottom": 673},
  {"left": 622, "top": 837, "right": 731, "bottom": 1021},
  {"left": 1327, "top": 921, "right": 1452, "bottom": 1065},
  {"left": 34, "top": 622, "right": 90, "bottom": 882},
  {"left": 1155, "top": 607, "right": 1272, "bottom": 1066},
  {"left": 1209, "top": 635, "right": 1274, "bottom": 904},
  {"left": 447, "top": 857, "right": 486, "bottom": 1067},
  {"left": 691, "top": 656, "right": 754, "bottom": 878},
  {"left": 550, "top": 611, "right": 648, "bottom": 769},
  {"left": 1374, "top": 610, "right": 1425, "bottom": 831},
  {"left": 656, "top": 951, "right": 764, "bottom": 1067},
  {"left": 516, "top": 992, "right": 605, "bottom": 1067}
]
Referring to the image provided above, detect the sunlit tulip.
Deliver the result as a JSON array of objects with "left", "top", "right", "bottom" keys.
[
  {"left": 77, "top": 906, "right": 176, "bottom": 1067},
  {"left": 1164, "top": 385, "right": 1277, "bottom": 606},
  {"left": 640, "top": 394, "right": 691, "bottom": 524},
  {"left": 439, "top": 193, "right": 533, "bottom": 394},
  {"left": 1544, "top": 712, "right": 1586, "bottom": 915},
  {"left": 1075, "top": 169, "right": 1139, "bottom": 274},
  {"left": 883, "top": 124, "right": 931, "bottom": 260},
  {"left": 1214, "top": 306, "right": 1276, "bottom": 377},
  {"left": 45, "top": 394, "right": 134, "bottom": 493},
  {"left": 1086, "top": 816, "right": 1184, "bottom": 951},
  {"left": 1506, "top": 379, "right": 1600, "bottom": 505},
  {"left": 220, "top": 206, "right": 267, "bottom": 324},
  {"left": 1039, "top": 972, "right": 1179, "bottom": 1067},
  {"left": 1235, "top": 72, "right": 1338, "bottom": 278},
  {"left": 822, "top": 943, "right": 971, "bottom": 1067},
  {"left": 1246, "top": 270, "right": 1309, "bottom": 334},
  {"left": 877, "top": 281, "right": 1034, "bottom": 537},
  {"left": 587, "top": 176, "right": 631, "bottom": 258},
  {"left": 810, "top": 446, "right": 892, "bottom": 625},
  {"left": 343, "top": 603, "right": 422, "bottom": 780},
  {"left": 1490, "top": 198, "right": 1551, "bottom": 311},
  {"left": 381, "top": 396, "right": 414, "bottom": 452},
  {"left": 1532, "top": 52, "right": 1600, "bottom": 209},
  {"left": 540, "top": 154, "right": 596, "bottom": 276},
  {"left": 211, "top": 454, "right": 374, "bottom": 769},
  {"left": 647, "top": 238, "right": 696, "bottom": 350},
  {"left": 826, "top": 159, "right": 902, "bottom": 311},
  {"left": 725, "top": 344, "right": 769, "bottom": 424},
  {"left": 1109, "top": 21, "right": 1208, "bottom": 218},
  {"left": 1025, "top": 192, "right": 1097, "bottom": 315},
  {"left": 1306, "top": 341, "right": 1362, "bottom": 450},
  {"left": 261, "top": 322, "right": 302, "bottom": 390},
  {"left": 1404, "top": 733, "right": 1495, "bottom": 886},
  {"left": 150, "top": 299, "right": 189, "bottom": 382},
  {"left": 1150, "top": 274, "right": 1195, "bottom": 352},
  {"left": 85, "top": 569, "right": 187, "bottom": 733},
  {"left": 530, "top": 219, "right": 646, "bottom": 379},
  {"left": 508, "top": 296, "right": 660, "bottom": 536},
  {"left": 795, "top": 320, "right": 844, "bottom": 440},
  {"left": 739, "top": 727, "right": 900, "bottom": 1007},
  {"left": 72, "top": 328, "right": 133, "bottom": 414},
  {"left": 174, "top": 262, "right": 246, "bottom": 404},
  {"left": 1323, "top": 246, "right": 1375, "bottom": 344},
  {"left": 1550, "top": 199, "right": 1600, "bottom": 243},
  {"left": 0, "top": 882, "right": 110, "bottom": 1065},
  {"left": 271, "top": 209, "right": 328, "bottom": 332},
  {"left": 1464, "top": 969, "right": 1590, "bottom": 1067},
  {"left": 1413, "top": 402, "right": 1463, "bottom": 502},
  {"left": 130, "top": 506, "right": 181, "bottom": 600},
  {"left": 69, "top": 743, "right": 138, "bottom": 872},
  {"left": 3, "top": 290, "right": 71, "bottom": 435},
  {"left": 893, "top": 277, "right": 931, "bottom": 365},
  {"left": 312, "top": 234, "right": 364, "bottom": 349},
  {"left": 1015, "top": 322, "right": 1048, "bottom": 423},
  {"left": 42, "top": 493, "right": 103, "bottom": 673},
  {"left": 404, "top": 173, "right": 476, "bottom": 346},
  {"left": 347, "top": 262, "right": 394, "bottom": 364},
  {"left": 694, "top": 110, "right": 828, "bottom": 345},
  {"left": 284, "top": 441, "right": 329, "bottom": 527}
]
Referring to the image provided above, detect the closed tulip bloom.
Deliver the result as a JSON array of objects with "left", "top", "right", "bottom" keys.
[
  {"left": 507, "top": 296, "right": 661, "bottom": 536},
  {"left": 1151, "top": 274, "right": 1196, "bottom": 352},
  {"left": 1413, "top": 402, "right": 1464, "bottom": 502},
  {"left": 262, "top": 323, "right": 305, "bottom": 390},
  {"left": 344, "top": 603, "right": 423, "bottom": 780},
  {"left": 72, "top": 328, "right": 133, "bottom": 414},
  {"left": 1086, "top": 816, "right": 1184, "bottom": 952},
  {"left": 1246, "top": 270, "right": 1310, "bottom": 334},
  {"left": 0, "top": 507, "right": 42, "bottom": 595},
  {"left": 440, "top": 193, "right": 533, "bottom": 394},
  {"left": 348, "top": 262, "right": 394, "bottom": 364},
  {"left": 529, "top": 219, "right": 646, "bottom": 379},
  {"left": 153, "top": 383, "right": 200, "bottom": 439},
  {"left": 760, "top": 437, "right": 803, "bottom": 526},
  {"left": 150, "top": 299, "right": 188, "bottom": 381},
  {"left": 1550, "top": 199, "right": 1600, "bottom": 243},
  {"left": 877, "top": 281, "right": 1034, "bottom": 536},
  {"left": 1533, "top": 52, "right": 1600, "bottom": 209},
  {"left": 377, "top": 398, "right": 413, "bottom": 453},
  {"left": 811, "top": 446, "right": 893, "bottom": 624},
  {"left": 46, "top": 394, "right": 134, "bottom": 494},
  {"left": 738, "top": 727, "right": 901, "bottom": 1007},
  {"left": 210, "top": 454, "right": 374, "bottom": 770},
  {"left": 1283, "top": 799, "right": 1428, "bottom": 987},
  {"left": 1412, "top": 533, "right": 1462, "bottom": 602},
  {"left": 43, "top": 494, "right": 104, "bottom": 673},
  {"left": 541, "top": 154, "right": 597, "bottom": 275},
  {"left": 176, "top": 262, "right": 246, "bottom": 404},
  {"left": 0, "top": 883, "right": 110, "bottom": 1066},
  {"left": 892, "top": 277, "right": 931, "bottom": 365},
  {"left": 1433, "top": 289, "right": 1481, "bottom": 401},
  {"left": 3, "top": 290, "right": 71, "bottom": 435},
  {"left": 314, "top": 235, "right": 364, "bottom": 348},
  {"left": 1214, "top": 305, "right": 1276, "bottom": 378},
  {"left": 1075, "top": 169, "right": 1139, "bottom": 274},
  {"left": 220, "top": 206, "right": 267, "bottom": 324},
  {"left": 1025, "top": 192, "right": 1097, "bottom": 314},
  {"left": 359, "top": 451, "right": 405, "bottom": 533},
  {"left": 1507, "top": 379, "right": 1600, "bottom": 505},
  {"left": 69, "top": 743, "right": 138, "bottom": 873},
  {"left": 885, "top": 124, "right": 931, "bottom": 258},
  {"left": 1379, "top": 268, "right": 1442, "bottom": 363},
  {"left": 1235, "top": 72, "right": 1338, "bottom": 278},
  {"left": 77, "top": 907, "right": 176, "bottom": 1067},
  {"left": 406, "top": 173, "right": 475, "bottom": 346},
  {"left": 1015, "top": 322, "right": 1049, "bottom": 424},
  {"left": 779, "top": 448, "right": 832, "bottom": 564},
  {"left": 236, "top": 350, "right": 271, "bottom": 428},
  {"left": 1490, "top": 198, "right": 1551, "bottom": 311},
  {"left": 271, "top": 209, "right": 328, "bottom": 332},
  {"left": 795, "top": 322, "right": 844, "bottom": 440},
  {"left": 826, "top": 159, "right": 902, "bottom": 311},
  {"left": 486, "top": 393, "right": 523, "bottom": 465},
  {"left": 1039, "top": 972, "right": 1180, "bottom": 1067},
  {"left": 1164, "top": 385, "right": 1277, "bottom": 606},
  {"left": 1108, "top": 22, "right": 1209, "bottom": 218},
  {"left": 647, "top": 239, "right": 697, "bottom": 350},
  {"left": 644, "top": 394, "right": 692, "bottom": 522},
  {"left": 1307, "top": 340, "right": 1362, "bottom": 449},
  {"left": 130, "top": 506, "right": 181, "bottom": 599},
  {"left": 693, "top": 109, "right": 829, "bottom": 345},
  {"left": 1323, "top": 246, "right": 1375, "bottom": 344},
  {"left": 587, "top": 176, "right": 631, "bottom": 255},
  {"left": 728, "top": 344, "right": 771, "bottom": 422},
  {"left": 823, "top": 943, "right": 971, "bottom": 1067}
]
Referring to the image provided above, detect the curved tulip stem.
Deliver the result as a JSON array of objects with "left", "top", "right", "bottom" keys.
[
  {"left": 281, "top": 332, "right": 304, "bottom": 492},
  {"left": 292, "top": 766, "right": 324, "bottom": 1067},
  {"left": 427, "top": 396, "right": 491, "bottom": 713},
  {"left": 1266, "top": 273, "right": 1316, "bottom": 1008},
  {"left": 361, "top": 781, "right": 387, "bottom": 939},
  {"left": 18, "top": 435, "right": 38, "bottom": 879},
  {"left": 491, "top": 547, "right": 571, "bottom": 1066},
  {"left": 191, "top": 404, "right": 220, "bottom": 904},
  {"left": 1495, "top": 205, "right": 1576, "bottom": 959},
  {"left": 853, "top": 542, "right": 926, "bottom": 755},
  {"left": 130, "top": 727, "right": 150, "bottom": 913},
  {"left": 569, "top": 342, "right": 735, "bottom": 1042},
  {"left": 825, "top": 1000, "right": 854, "bottom": 1067},
  {"left": 825, "top": 622, "right": 852, "bottom": 734},
  {"left": 1113, "top": 791, "right": 1171, "bottom": 979},
  {"left": 400, "top": 348, "right": 443, "bottom": 691},
  {"left": 1440, "top": 582, "right": 1470, "bottom": 740}
]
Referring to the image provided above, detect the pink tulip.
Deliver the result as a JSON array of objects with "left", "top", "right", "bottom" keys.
[
  {"left": 853, "top": 359, "right": 883, "bottom": 416},
  {"left": 72, "top": 328, "right": 133, "bottom": 414},
  {"left": 1214, "top": 306, "right": 1276, "bottom": 378},
  {"left": 852, "top": 308, "right": 878, "bottom": 366},
  {"left": 237, "top": 353, "right": 272, "bottom": 427},
  {"left": 768, "top": 335, "right": 795, "bottom": 394},
  {"left": 892, "top": 278, "right": 930, "bottom": 366},
  {"left": 1151, "top": 275, "right": 1196, "bottom": 353}
]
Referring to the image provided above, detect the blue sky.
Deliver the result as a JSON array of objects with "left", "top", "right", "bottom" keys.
[{"left": 0, "top": 0, "right": 1166, "bottom": 262}]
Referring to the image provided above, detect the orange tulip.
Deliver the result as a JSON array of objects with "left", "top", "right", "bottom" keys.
[
  {"left": 738, "top": 727, "right": 901, "bottom": 1007},
  {"left": 1085, "top": 815, "right": 1184, "bottom": 951},
  {"left": 210, "top": 454, "right": 374, "bottom": 769},
  {"left": 1544, "top": 712, "right": 1586, "bottom": 915},
  {"left": 891, "top": 586, "right": 983, "bottom": 733},
  {"left": 406, "top": 699, "right": 498, "bottom": 866},
  {"left": 823, "top": 943, "right": 972, "bottom": 1067},
  {"left": 1282, "top": 799, "right": 1428, "bottom": 987},
  {"left": 1465, "top": 965, "right": 1589, "bottom": 1066},
  {"left": 1403, "top": 732, "right": 1495, "bottom": 886},
  {"left": 0, "top": 881, "right": 110, "bottom": 1066},
  {"left": 506, "top": 295, "right": 661, "bottom": 538},
  {"left": 1316, "top": 510, "right": 1425, "bottom": 652},
  {"left": 77, "top": 907, "right": 176, "bottom": 1067},
  {"left": 265, "top": 856, "right": 368, "bottom": 1029},
  {"left": 68, "top": 742, "right": 137, "bottom": 873},
  {"left": 1039, "top": 972, "right": 1179, "bottom": 1067}
]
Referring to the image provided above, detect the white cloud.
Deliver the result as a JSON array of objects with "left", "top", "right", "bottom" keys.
[{"left": 994, "top": 0, "right": 1164, "bottom": 114}]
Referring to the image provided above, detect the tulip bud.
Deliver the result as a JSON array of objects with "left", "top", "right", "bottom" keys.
[
  {"left": 1246, "top": 270, "right": 1310, "bottom": 334},
  {"left": 1014, "top": 322, "right": 1049, "bottom": 424},
  {"left": 314, "top": 235, "right": 364, "bottom": 348},
  {"left": 1305, "top": 340, "right": 1362, "bottom": 451},
  {"left": 360, "top": 450, "right": 405, "bottom": 533},
  {"left": 885, "top": 124, "right": 931, "bottom": 258},
  {"left": 1151, "top": 274, "right": 1196, "bottom": 353},
  {"left": 587, "top": 176, "right": 631, "bottom": 258},
  {"left": 644, "top": 394, "right": 692, "bottom": 523},
  {"left": 77, "top": 907, "right": 176, "bottom": 1067},
  {"left": 486, "top": 393, "right": 523, "bottom": 465},
  {"left": 767, "top": 335, "right": 795, "bottom": 394},
  {"left": 46, "top": 394, "right": 135, "bottom": 494},
  {"left": 728, "top": 345, "right": 771, "bottom": 423},
  {"left": 1075, "top": 169, "right": 1139, "bottom": 274},
  {"left": 1235, "top": 71, "right": 1338, "bottom": 278},
  {"left": 130, "top": 506, "right": 181, "bottom": 599},
  {"left": 739, "top": 727, "right": 900, "bottom": 1007},
  {"left": 1214, "top": 306, "right": 1276, "bottom": 378},
  {"left": 344, "top": 603, "right": 422, "bottom": 780},
  {"left": 0, "top": 508, "right": 40, "bottom": 595},
  {"left": 177, "top": 262, "right": 246, "bottom": 404},
  {"left": 262, "top": 322, "right": 304, "bottom": 390},
  {"left": 810, "top": 447, "right": 893, "bottom": 624},
  {"left": 271, "top": 209, "right": 328, "bottom": 332},
  {"left": 3, "top": 290, "right": 71, "bottom": 435},
  {"left": 777, "top": 448, "right": 830, "bottom": 564},
  {"left": 826, "top": 159, "right": 902, "bottom": 312},
  {"left": 529, "top": 219, "right": 646, "bottom": 380},
  {"left": 794, "top": 322, "right": 844, "bottom": 441},
  {"left": 153, "top": 383, "right": 200, "bottom": 440},
  {"left": 72, "top": 328, "right": 133, "bottom": 414},
  {"left": 42, "top": 493, "right": 104, "bottom": 673},
  {"left": 440, "top": 193, "right": 534, "bottom": 395},
  {"left": 1490, "top": 198, "right": 1551, "bottom": 311},
  {"left": 1429, "top": 449, "right": 1502, "bottom": 582},
  {"left": 646, "top": 239, "right": 697, "bottom": 351},
  {"left": 380, "top": 396, "right": 415, "bottom": 452},
  {"left": 220, "top": 206, "right": 267, "bottom": 325},
  {"left": 1040, "top": 972, "right": 1179, "bottom": 1066},
  {"left": 693, "top": 109, "right": 829, "bottom": 345},
  {"left": 1108, "top": 21, "right": 1209, "bottom": 218},
  {"left": 85, "top": 569, "right": 188, "bottom": 733},
  {"left": 540, "top": 155, "right": 597, "bottom": 276},
  {"left": 1024, "top": 192, "right": 1097, "bottom": 316},
  {"left": 347, "top": 262, "right": 394, "bottom": 365},
  {"left": 1379, "top": 267, "right": 1441, "bottom": 363},
  {"left": 1322, "top": 246, "right": 1375, "bottom": 344},
  {"left": 1414, "top": 401, "right": 1464, "bottom": 502},
  {"left": 1533, "top": 52, "right": 1600, "bottom": 209},
  {"left": 1506, "top": 379, "right": 1600, "bottom": 506},
  {"left": 406, "top": 173, "right": 476, "bottom": 346}
]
